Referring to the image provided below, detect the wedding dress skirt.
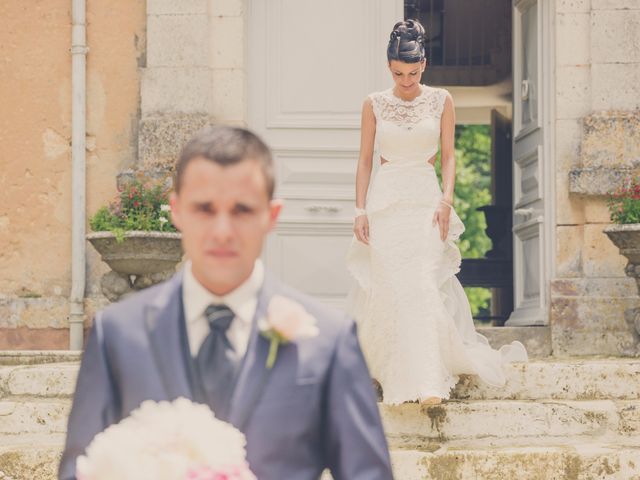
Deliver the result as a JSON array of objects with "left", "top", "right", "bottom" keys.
[{"left": 347, "top": 160, "right": 528, "bottom": 405}]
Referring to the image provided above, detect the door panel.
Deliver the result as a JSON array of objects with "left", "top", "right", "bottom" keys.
[
  {"left": 508, "top": 0, "right": 547, "bottom": 326},
  {"left": 248, "top": 0, "right": 404, "bottom": 308},
  {"left": 264, "top": 224, "right": 354, "bottom": 308}
]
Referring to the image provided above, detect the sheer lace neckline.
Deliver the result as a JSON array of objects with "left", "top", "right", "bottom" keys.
[
  {"left": 388, "top": 84, "right": 427, "bottom": 104},
  {"left": 370, "top": 85, "right": 447, "bottom": 126}
]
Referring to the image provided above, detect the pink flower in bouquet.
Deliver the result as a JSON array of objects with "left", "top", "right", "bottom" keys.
[{"left": 185, "top": 465, "right": 254, "bottom": 480}]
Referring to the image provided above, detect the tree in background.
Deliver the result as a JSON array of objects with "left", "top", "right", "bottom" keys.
[{"left": 438, "top": 125, "right": 492, "bottom": 320}]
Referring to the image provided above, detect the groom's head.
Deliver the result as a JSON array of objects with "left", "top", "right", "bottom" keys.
[{"left": 170, "top": 126, "right": 282, "bottom": 295}]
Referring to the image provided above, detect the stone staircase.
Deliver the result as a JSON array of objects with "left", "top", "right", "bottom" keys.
[
  {"left": 1, "top": 352, "right": 639, "bottom": 479},
  {"left": 385, "top": 359, "right": 640, "bottom": 479},
  {"left": 0, "top": 352, "right": 78, "bottom": 480}
]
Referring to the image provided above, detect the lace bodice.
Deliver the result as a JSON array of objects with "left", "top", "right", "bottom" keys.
[{"left": 369, "top": 85, "right": 448, "bottom": 165}]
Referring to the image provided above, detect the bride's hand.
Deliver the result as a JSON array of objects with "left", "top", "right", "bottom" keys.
[
  {"left": 354, "top": 215, "right": 370, "bottom": 245},
  {"left": 432, "top": 203, "right": 451, "bottom": 241}
]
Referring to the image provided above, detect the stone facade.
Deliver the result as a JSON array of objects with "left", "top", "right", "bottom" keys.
[
  {"left": 2, "top": 0, "right": 640, "bottom": 354},
  {"left": 553, "top": 0, "right": 640, "bottom": 355},
  {"left": 139, "top": 0, "right": 245, "bottom": 173},
  {"left": 0, "top": 0, "right": 145, "bottom": 349},
  {"left": 0, "top": 0, "right": 247, "bottom": 349}
]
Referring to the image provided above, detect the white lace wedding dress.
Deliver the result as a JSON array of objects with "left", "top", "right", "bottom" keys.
[{"left": 347, "top": 84, "right": 528, "bottom": 405}]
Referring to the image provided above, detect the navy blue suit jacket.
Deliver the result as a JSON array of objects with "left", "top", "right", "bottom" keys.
[{"left": 59, "top": 270, "right": 393, "bottom": 479}]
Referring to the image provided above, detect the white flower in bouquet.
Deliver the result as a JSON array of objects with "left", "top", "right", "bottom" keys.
[{"left": 76, "top": 398, "right": 256, "bottom": 480}]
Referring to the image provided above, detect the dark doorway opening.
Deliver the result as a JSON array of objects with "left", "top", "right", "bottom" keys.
[{"left": 405, "top": 1, "right": 514, "bottom": 325}]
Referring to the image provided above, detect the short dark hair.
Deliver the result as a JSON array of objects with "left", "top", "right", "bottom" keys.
[
  {"left": 387, "top": 19, "right": 426, "bottom": 63},
  {"left": 174, "top": 125, "right": 275, "bottom": 199}
]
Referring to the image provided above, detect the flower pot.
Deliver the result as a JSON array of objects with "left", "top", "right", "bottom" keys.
[
  {"left": 604, "top": 223, "right": 640, "bottom": 354},
  {"left": 87, "top": 231, "right": 183, "bottom": 301},
  {"left": 604, "top": 224, "right": 640, "bottom": 268}
]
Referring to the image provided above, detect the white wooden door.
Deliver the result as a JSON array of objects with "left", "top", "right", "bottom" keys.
[
  {"left": 248, "top": 0, "right": 403, "bottom": 308},
  {"left": 507, "top": 0, "right": 551, "bottom": 326}
]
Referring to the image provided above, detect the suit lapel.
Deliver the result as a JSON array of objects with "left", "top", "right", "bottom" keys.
[
  {"left": 228, "top": 272, "right": 278, "bottom": 430},
  {"left": 145, "top": 271, "right": 193, "bottom": 400}
]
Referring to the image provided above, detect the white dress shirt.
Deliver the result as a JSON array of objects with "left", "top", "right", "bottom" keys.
[{"left": 182, "top": 260, "right": 264, "bottom": 357}]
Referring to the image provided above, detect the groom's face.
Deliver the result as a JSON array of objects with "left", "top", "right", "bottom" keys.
[{"left": 170, "top": 156, "right": 281, "bottom": 295}]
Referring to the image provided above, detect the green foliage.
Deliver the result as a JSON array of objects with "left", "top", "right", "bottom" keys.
[
  {"left": 89, "top": 179, "right": 176, "bottom": 242},
  {"left": 464, "top": 287, "right": 491, "bottom": 319},
  {"left": 437, "top": 125, "right": 493, "bottom": 318},
  {"left": 452, "top": 125, "right": 492, "bottom": 259},
  {"left": 607, "top": 176, "right": 640, "bottom": 224}
]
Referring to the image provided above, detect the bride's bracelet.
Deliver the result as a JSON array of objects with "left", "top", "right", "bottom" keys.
[
  {"left": 355, "top": 207, "right": 367, "bottom": 217},
  {"left": 440, "top": 198, "right": 453, "bottom": 208}
]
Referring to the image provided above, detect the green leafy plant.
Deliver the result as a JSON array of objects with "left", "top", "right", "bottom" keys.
[
  {"left": 89, "top": 179, "right": 177, "bottom": 242},
  {"left": 437, "top": 125, "right": 492, "bottom": 319},
  {"left": 607, "top": 176, "right": 640, "bottom": 224}
]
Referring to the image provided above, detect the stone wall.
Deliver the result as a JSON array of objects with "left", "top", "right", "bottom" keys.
[
  {"left": 0, "top": 0, "right": 248, "bottom": 349},
  {"left": 552, "top": 0, "right": 640, "bottom": 355},
  {"left": 0, "top": 1, "right": 145, "bottom": 348},
  {"left": 5, "top": 0, "right": 639, "bottom": 354},
  {"left": 138, "top": 0, "right": 246, "bottom": 173}
]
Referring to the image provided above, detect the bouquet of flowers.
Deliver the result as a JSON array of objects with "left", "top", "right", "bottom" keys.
[
  {"left": 607, "top": 176, "right": 640, "bottom": 224},
  {"left": 76, "top": 398, "right": 257, "bottom": 480}
]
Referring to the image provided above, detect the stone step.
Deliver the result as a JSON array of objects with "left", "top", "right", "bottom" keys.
[
  {"left": 3, "top": 357, "right": 639, "bottom": 402},
  {"left": 390, "top": 444, "right": 640, "bottom": 480},
  {"left": 0, "top": 400, "right": 70, "bottom": 437},
  {"left": 1, "top": 396, "right": 638, "bottom": 446},
  {"left": 478, "top": 326, "right": 551, "bottom": 358},
  {"left": 2, "top": 442, "right": 639, "bottom": 480},
  {"left": 453, "top": 358, "right": 640, "bottom": 401},
  {"left": 0, "top": 351, "right": 81, "bottom": 366},
  {"left": 0, "top": 363, "right": 78, "bottom": 399},
  {"left": 382, "top": 400, "right": 640, "bottom": 446},
  {"left": 0, "top": 442, "right": 62, "bottom": 480}
]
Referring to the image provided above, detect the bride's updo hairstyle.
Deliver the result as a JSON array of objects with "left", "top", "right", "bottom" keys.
[{"left": 387, "top": 19, "right": 426, "bottom": 63}]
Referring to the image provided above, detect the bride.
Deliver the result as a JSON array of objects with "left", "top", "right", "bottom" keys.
[{"left": 347, "top": 19, "right": 528, "bottom": 406}]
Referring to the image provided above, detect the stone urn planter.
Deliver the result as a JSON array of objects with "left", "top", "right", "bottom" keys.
[
  {"left": 87, "top": 231, "right": 183, "bottom": 301},
  {"left": 604, "top": 224, "right": 640, "bottom": 272},
  {"left": 604, "top": 223, "right": 640, "bottom": 352}
]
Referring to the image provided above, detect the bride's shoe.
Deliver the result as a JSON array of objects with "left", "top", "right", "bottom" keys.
[{"left": 419, "top": 396, "right": 442, "bottom": 406}]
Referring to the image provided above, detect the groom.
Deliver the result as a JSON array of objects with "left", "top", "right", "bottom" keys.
[{"left": 59, "top": 126, "right": 393, "bottom": 480}]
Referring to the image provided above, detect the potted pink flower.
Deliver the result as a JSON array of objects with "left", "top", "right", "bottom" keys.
[
  {"left": 604, "top": 176, "right": 640, "bottom": 348},
  {"left": 87, "top": 178, "right": 183, "bottom": 301},
  {"left": 604, "top": 176, "right": 640, "bottom": 273}
]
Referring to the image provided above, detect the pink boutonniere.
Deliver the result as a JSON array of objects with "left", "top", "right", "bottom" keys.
[{"left": 259, "top": 295, "right": 319, "bottom": 369}]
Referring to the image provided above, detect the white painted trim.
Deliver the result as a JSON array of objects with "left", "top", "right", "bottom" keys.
[
  {"left": 514, "top": 145, "right": 543, "bottom": 208},
  {"left": 509, "top": 216, "right": 547, "bottom": 326},
  {"left": 242, "top": 0, "right": 250, "bottom": 125},
  {"left": 264, "top": 0, "right": 380, "bottom": 129},
  {"left": 543, "top": 0, "right": 557, "bottom": 286},
  {"left": 273, "top": 222, "right": 354, "bottom": 234},
  {"left": 513, "top": 0, "right": 544, "bottom": 140},
  {"left": 271, "top": 146, "right": 360, "bottom": 155},
  {"left": 272, "top": 147, "right": 358, "bottom": 200},
  {"left": 246, "top": 0, "right": 264, "bottom": 133},
  {"left": 508, "top": 0, "right": 553, "bottom": 327}
]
